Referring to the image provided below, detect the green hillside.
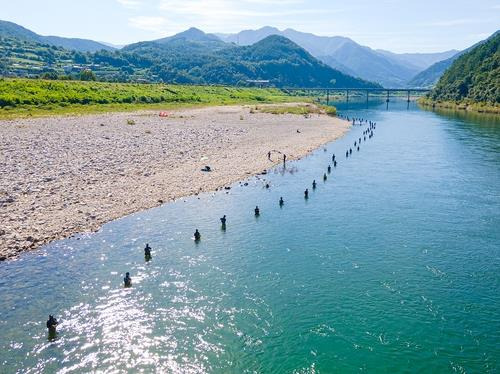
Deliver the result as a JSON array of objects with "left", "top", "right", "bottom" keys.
[
  {"left": 0, "top": 35, "right": 152, "bottom": 81},
  {"left": 426, "top": 31, "right": 499, "bottom": 110}
]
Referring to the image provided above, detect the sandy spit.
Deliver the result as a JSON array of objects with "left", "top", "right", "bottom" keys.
[{"left": 0, "top": 103, "right": 350, "bottom": 260}]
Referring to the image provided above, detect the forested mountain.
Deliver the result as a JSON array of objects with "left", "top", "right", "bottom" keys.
[
  {"left": 428, "top": 31, "right": 499, "bottom": 104},
  {"left": 219, "top": 27, "right": 456, "bottom": 87},
  {"left": 124, "top": 33, "right": 379, "bottom": 87},
  {"left": 0, "top": 25, "right": 379, "bottom": 88},
  {"left": 0, "top": 20, "right": 114, "bottom": 52}
]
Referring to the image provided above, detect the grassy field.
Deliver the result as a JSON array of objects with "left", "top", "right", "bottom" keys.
[
  {"left": 0, "top": 78, "right": 302, "bottom": 119},
  {"left": 419, "top": 97, "right": 500, "bottom": 115},
  {"left": 255, "top": 103, "right": 336, "bottom": 116}
]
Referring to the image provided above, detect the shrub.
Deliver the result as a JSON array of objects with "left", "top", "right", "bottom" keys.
[{"left": 80, "top": 69, "right": 96, "bottom": 81}]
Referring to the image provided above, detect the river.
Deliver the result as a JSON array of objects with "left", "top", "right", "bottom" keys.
[{"left": 1, "top": 99, "right": 499, "bottom": 373}]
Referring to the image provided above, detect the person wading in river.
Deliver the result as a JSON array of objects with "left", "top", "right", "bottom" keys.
[
  {"left": 124, "top": 272, "right": 132, "bottom": 287},
  {"left": 46, "top": 315, "right": 58, "bottom": 336}
]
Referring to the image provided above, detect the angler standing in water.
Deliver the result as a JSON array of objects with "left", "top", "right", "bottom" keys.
[
  {"left": 279, "top": 197, "right": 284, "bottom": 206},
  {"left": 144, "top": 243, "right": 152, "bottom": 259},
  {"left": 220, "top": 215, "right": 227, "bottom": 229},
  {"left": 46, "top": 315, "right": 58, "bottom": 339},
  {"left": 283, "top": 154, "right": 287, "bottom": 165},
  {"left": 312, "top": 180, "right": 317, "bottom": 189},
  {"left": 304, "top": 189, "right": 309, "bottom": 198},
  {"left": 124, "top": 272, "right": 132, "bottom": 287},
  {"left": 255, "top": 206, "right": 260, "bottom": 216},
  {"left": 194, "top": 229, "right": 201, "bottom": 241}
]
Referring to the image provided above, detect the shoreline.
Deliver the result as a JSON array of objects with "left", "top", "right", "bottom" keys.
[
  {"left": 418, "top": 98, "right": 500, "bottom": 114},
  {"left": 0, "top": 103, "right": 350, "bottom": 260}
]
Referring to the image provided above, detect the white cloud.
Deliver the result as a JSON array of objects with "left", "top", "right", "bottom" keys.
[
  {"left": 159, "top": 0, "right": 272, "bottom": 16},
  {"left": 242, "top": 0, "right": 304, "bottom": 4},
  {"left": 154, "top": 0, "right": 332, "bottom": 34},
  {"left": 129, "top": 16, "right": 168, "bottom": 33},
  {"left": 116, "top": 0, "right": 142, "bottom": 9},
  {"left": 157, "top": 0, "right": 327, "bottom": 18}
]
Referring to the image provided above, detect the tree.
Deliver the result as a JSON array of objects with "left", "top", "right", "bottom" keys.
[
  {"left": 41, "top": 72, "right": 59, "bottom": 80},
  {"left": 74, "top": 52, "right": 88, "bottom": 64},
  {"left": 80, "top": 69, "right": 96, "bottom": 81}
]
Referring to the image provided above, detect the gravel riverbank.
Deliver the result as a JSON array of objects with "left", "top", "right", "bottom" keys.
[{"left": 0, "top": 103, "right": 349, "bottom": 260}]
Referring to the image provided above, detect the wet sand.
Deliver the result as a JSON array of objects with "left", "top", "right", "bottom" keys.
[{"left": 0, "top": 103, "right": 350, "bottom": 260}]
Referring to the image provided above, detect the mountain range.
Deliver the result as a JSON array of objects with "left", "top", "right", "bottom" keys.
[
  {"left": 0, "top": 23, "right": 378, "bottom": 88},
  {"left": 218, "top": 27, "right": 458, "bottom": 87},
  {"left": 0, "top": 20, "right": 477, "bottom": 88}
]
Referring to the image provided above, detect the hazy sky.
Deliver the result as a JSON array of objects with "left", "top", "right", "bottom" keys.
[{"left": 2, "top": 0, "right": 499, "bottom": 52}]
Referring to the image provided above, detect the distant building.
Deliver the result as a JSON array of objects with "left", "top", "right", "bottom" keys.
[{"left": 246, "top": 79, "right": 270, "bottom": 88}]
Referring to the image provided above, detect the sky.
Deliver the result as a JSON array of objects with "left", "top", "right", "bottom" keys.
[{"left": 1, "top": 0, "right": 499, "bottom": 53}]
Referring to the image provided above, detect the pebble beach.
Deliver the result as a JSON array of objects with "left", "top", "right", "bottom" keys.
[{"left": 0, "top": 103, "right": 349, "bottom": 260}]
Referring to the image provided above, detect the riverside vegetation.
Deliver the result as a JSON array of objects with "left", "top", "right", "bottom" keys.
[
  {"left": 422, "top": 31, "right": 499, "bottom": 113},
  {"left": 0, "top": 78, "right": 303, "bottom": 118}
]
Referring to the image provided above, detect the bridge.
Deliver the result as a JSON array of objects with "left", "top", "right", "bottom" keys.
[{"left": 283, "top": 87, "right": 431, "bottom": 105}]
